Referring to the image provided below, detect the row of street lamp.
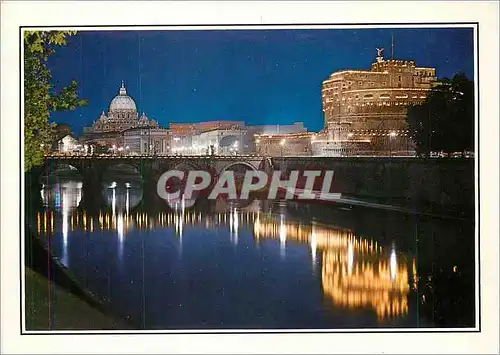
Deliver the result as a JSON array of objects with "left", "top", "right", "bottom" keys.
[{"left": 55, "top": 130, "right": 401, "bottom": 157}]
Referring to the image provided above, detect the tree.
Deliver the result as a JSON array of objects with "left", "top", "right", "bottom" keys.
[
  {"left": 24, "top": 31, "right": 87, "bottom": 171},
  {"left": 406, "top": 72, "right": 474, "bottom": 157}
]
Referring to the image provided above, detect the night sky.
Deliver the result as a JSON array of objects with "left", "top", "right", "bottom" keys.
[{"left": 47, "top": 27, "right": 474, "bottom": 134}]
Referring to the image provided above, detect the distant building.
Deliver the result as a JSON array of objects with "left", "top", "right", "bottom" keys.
[
  {"left": 169, "top": 120, "right": 249, "bottom": 155},
  {"left": 196, "top": 120, "right": 245, "bottom": 132},
  {"left": 255, "top": 132, "right": 312, "bottom": 157},
  {"left": 81, "top": 82, "right": 164, "bottom": 150},
  {"left": 191, "top": 128, "right": 251, "bottom": 155},
  {"left": 58, "top": 135, "right": 80, "bottom": 153},
  {"left": 169, "top": 120, "right": 244, "bottom": 135},
  {"left": 247, "top": 122, "right": 308, "bottom": 156},
  {"left": 51, "top": 123, "right": 73, "bottom": 151},
  {"left": 248, "top": 122, "right": 306, "bottom": 135},
  {"left": 170, "top": 134, "right": 193, "bottom": 155},
  {"left": 123, "top": 126, "right": 171, "bottom": 155},
  {"left": 321, "top": 49, "right": 437, "bottom": 155},
  {"left": 311, "top": 122, "right": 371, "bottom": 157}
]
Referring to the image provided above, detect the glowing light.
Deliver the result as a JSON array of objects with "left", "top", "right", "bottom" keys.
[
  {"left": 347, "top": 241, "right": 354, "bottom": 275},
  {"left": 117, "top": 213, "right": 124, "bottom": 241},
  {"left": 61, "top": 188, "right": 69, "bottom": 267},
  {"left": 311, "top": 230, "right": 317, "bottom": 267},
  {"left": 126, "top": 188, "right": 130, "bottom": 215},
  {"left": 251, "top": 217, "right": 410, "bottom": 320},
  {"left": 230, "top": 208, "right": 239, "bottom": 245},
  {"left": 390, "top": 245, "right": 397, "bottom": 281},
  {"left": 112, "top": 188, "right": 116, "bottom": 217},
  {"left": 279, "top": 215, "right": 287, "bottom": 257}
]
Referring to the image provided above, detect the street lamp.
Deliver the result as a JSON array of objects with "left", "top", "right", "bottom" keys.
[
  {"left": 280, "top": 138, "right": 286, "bottom": 157},
  {"left": 233, "top": 141, "right": 239, "bottom": 155},
  {"left": 255, "top": 138, "right": 261, "bottom": 154}
]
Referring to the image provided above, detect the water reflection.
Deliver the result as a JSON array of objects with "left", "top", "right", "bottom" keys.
[
  {"left": 103, "top": 184, "right": 143, "bottom": 212},
  {"left": 40, "top": 181, "right": 83, "bottom": 267},
  {"left": 36, "top": 181, "right": 413, "bottom": 322}
]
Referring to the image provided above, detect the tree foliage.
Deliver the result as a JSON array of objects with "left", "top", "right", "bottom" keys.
[
  {"left": 24, "top": 31, "right": 87, "bottom": 171},
  {"left": 406, "top": 72, "right": 474, "bottom": 157}
]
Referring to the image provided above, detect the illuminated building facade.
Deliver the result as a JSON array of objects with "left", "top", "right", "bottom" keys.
[
  {"left": 57, "top": 134, "right": 81, "bottom": 153},
  {"left": 191, "top": 128, "right": 250, "bottom": 155},
  {"left": 248, "top": 122, "right": 307, "bottom": 135},
  {"left": 81, "top": 82, "right": 163, "bottom": 149},
  {"left": 321, "top": 49, "right": 437, "bottom": 155},
  {"left": 255, "top": 132, "right": 312, "bottom": 157},
  {"left": 169, "top": 121, "right": 247, "bottom": 155},
  {"left": 122, "top": 126, "right": 171, "bottom": 155},
  {"left": 311, "top": 122, "right": 371, "bottom": 157}
]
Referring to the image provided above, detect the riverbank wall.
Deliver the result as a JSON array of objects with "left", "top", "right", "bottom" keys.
[{"left": 272, "top": 157, "right": 475, "bottom": 217}]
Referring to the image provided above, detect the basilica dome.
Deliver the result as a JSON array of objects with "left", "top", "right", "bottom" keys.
[{"left": 109, "top": 82, "right": 137, "bottom": 111}]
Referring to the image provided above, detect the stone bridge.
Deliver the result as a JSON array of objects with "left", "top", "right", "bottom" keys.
[
  {"left": 38, "top": 154, "right": 273, "bottom": 188},
  {"left": 28, "top": 154, "right": 474, "bottom": 217}
]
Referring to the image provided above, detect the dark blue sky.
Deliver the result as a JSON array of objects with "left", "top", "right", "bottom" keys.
[{"left": 48, "top": 28, "right": 474, "bottom": 134}]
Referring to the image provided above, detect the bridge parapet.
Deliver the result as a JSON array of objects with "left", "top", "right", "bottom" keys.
[{"left": 40, "top": 154, "right": 269, "bottom": 188}]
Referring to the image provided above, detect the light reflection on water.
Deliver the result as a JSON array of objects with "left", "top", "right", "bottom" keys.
[{"left": 36, "top": 180, "right": 414, "bottom": 326}]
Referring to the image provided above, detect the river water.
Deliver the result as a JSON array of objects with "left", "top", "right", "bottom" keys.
[{"left": 27, "top": 177, "right": 476, "bottom": 330}]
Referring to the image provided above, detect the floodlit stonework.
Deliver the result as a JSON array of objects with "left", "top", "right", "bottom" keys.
[
  {"left": 81, "top": 82, "right": 164, "bottom": 150},
  {"left": 255, "top": 132, "right": 312, "bottom": 157},
  {"left": 321, "top": 49, "right": 437, "bottom": 155}
]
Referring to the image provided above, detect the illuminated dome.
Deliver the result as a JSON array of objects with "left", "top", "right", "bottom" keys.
[{"left": 109, "top": 82, "right": 137, "bottom": 111}]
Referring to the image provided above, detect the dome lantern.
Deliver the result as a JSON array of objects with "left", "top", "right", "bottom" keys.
[
  {"left": 119, "top": 80, "right": 126, "bottom": 95},
  {"left": 109, "top": 81, "right": 137, "bottom": 111}
]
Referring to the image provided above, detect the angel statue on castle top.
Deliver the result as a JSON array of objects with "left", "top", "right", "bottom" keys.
[{"left": 376, "top": 47, "right": 385, "bottom": 62}]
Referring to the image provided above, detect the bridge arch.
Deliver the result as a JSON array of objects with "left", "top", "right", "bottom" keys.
[
  {"left": 171, "top": 161, "right": 204, "bottom": 173},
  {"left": 218, "top": 161, "right": 259, "bottom": 176},
  {"left": 258, "top": 157, "right": 275, "bottom": 175},
  {"left": 39, "top": 162, "right": 83, "bottom": 184},
  {"left": 101, "top": 162, "right": 143, "bottom": 186}
]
